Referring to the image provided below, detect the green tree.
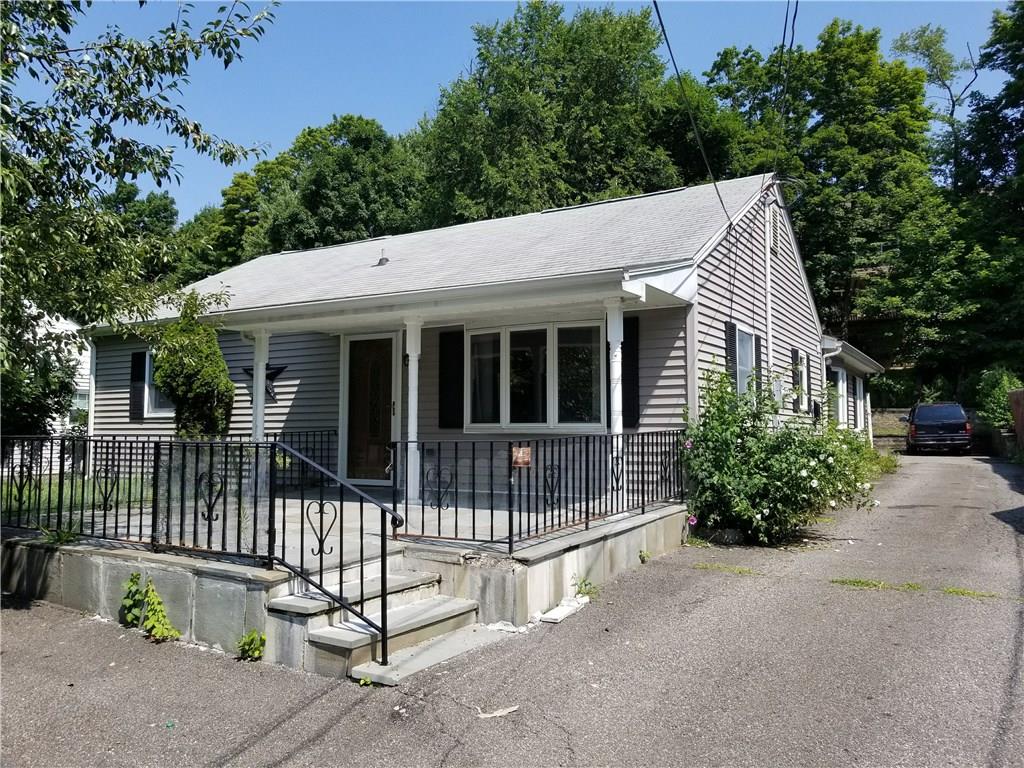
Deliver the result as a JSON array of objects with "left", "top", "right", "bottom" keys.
[
  {"left": 1, "top": 0, "right": 274, "bottom": 433},
  {"left": 419, "top": 1, "right": 681, "bottom": 225},
  {"left": 99, "top": 181, "right": 180, "bottom": 280},
  {"left": 150, "top": 293, "right": 235, "bottom": 438},
  {"left": 891, "top": 24, "right": 979, "bottom": 188}
]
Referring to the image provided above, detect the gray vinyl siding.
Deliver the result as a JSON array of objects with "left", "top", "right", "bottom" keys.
[
  {"left": 696, "top": 198, "right": 769, "bottom": 397},
  {"left": 632, "top": 307, "right": 687, "bottom": 431},
  {"left": 769, "top": 206, "right": 822, "bottom": 417},
  {"left": 694, "top": 198, "right": 822, "bottom": 419},
  {"left": 91, "top": 331, "right": 339, "bottom": 438}
]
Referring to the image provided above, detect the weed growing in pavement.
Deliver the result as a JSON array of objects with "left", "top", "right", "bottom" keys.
[
  {"left": 38, "top": 515, "right": 79, "bottom": 545},
  {"left": 236, "top": 629, "right": 266, "bottom": 661},
  {"left": 573, "top": 575, "right": 600, "bottom": 599},
  {"left": 685, "top": 535, "right": 712, "bottom": 548},
  {"left": 942, "top": 586, "right": 999, "bottom": 599},
  {"left": 638, "top": 550, "right": 652, "bottom": 564},
  {"left": 120, "top": 572, "right": 180, "bottom": 641},
  {"left": 693, "top": 562, "right": 756, "bottom": 576},
  {"left": 359, "top": 676, "right": 374, "bottom": 687},
  {"left": 829, "top": 578, "right": 923, "bottom": 592}
]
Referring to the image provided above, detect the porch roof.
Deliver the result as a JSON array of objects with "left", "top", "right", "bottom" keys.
[{"left": 168, "top": 174, "right": 770, "bottom": 322}]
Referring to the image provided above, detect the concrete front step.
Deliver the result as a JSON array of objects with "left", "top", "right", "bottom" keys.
[
  {"left": 351, "top": 623, "right": 505, "bottom": 686},
  {"left": 305, "top": 595, "right": 479, "bottom": 674},
  {"left": 268, "top": 570, "right": 440, "bottom": 621}
]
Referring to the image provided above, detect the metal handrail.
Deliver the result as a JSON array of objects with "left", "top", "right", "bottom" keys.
[
  {"left": 270, "top": 556, "right": 384, "bottom": 636},
  {"left": 272, "top": 441, "right": 405, "bottom": 530}
]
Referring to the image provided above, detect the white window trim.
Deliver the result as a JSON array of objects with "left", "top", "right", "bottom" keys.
[
  {"left": 463, "top": 322, "right": 607, "bottom": 433},
  {"left": 836, "top": 367, "right": 848, "bottom": 427},
  {"left": 732, "top": 321, "right": 756, "bottom": 395},
  {"left": 854, "top": 376, "right": 865, "bottom": 430},
  {"left": 798, "top": 350, "right": 810, "bottom": 412},
  {"left": 144, "top": 350, "right": 174, "bottom": 418}
]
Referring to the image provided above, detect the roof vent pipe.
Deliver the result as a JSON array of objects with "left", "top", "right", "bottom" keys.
[{"left": 375, "top": 248, "right": 389, "bottom": 267}]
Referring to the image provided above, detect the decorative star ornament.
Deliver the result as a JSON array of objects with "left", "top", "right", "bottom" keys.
[{"left": 242, "top": 364, "right": 288, "bottom": 403}]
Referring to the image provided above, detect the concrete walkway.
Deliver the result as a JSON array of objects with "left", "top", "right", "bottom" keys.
[{"left": 2, "top": 454, "right": 1022, "bottom": 767}]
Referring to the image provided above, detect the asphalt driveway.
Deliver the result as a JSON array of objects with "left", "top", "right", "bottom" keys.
[{"left": 2, "top": 454, "right": 1022, "bottom": 767}]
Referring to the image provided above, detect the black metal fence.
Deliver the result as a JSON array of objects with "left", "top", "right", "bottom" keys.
[
  {"left": 391, "top": 429, "right": 686, "bottom": 551},
  {"left": 1, "top": 431, "right": 402, "bottom": 664}
]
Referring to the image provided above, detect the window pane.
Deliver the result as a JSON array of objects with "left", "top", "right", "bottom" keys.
[
  {"left": 509, "top": 329, "right": 547, "bottom": 423},
  {"left": 736, "top": 329, "right": 754, "bottom": 394},
  {"left": 558, "top": 326, "right": 601, "bottom": 423},
  {"left": 469, "top": 333, "right": 501, "bottom": 423}
]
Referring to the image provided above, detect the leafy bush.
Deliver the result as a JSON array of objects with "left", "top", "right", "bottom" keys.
[
  {"left": 975, "top": 366, "right": 1022, "bottom": 430},
  {"left": 236, "top": 629, "right": 266, "bottom": 661},
  {"left": 150, "top": 291, "right": 235, "bottom": 438},
  {"left": 683, "top": 371, "right": 878, "bottom": 545}
]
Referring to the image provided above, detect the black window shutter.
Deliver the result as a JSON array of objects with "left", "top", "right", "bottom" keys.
[
  {"left": 725, "top": 321, "right": 738, "bottom": 389},
  {"left": 438, "top": 331, "right": 464, "bottom": 429},
  {"left": 791, "top": 348, "right": 800, "bottom": 413},
  {"left": 754, "top": 334, "right": 763, "bottom": 393},
  {"left": 805, "top": 354, "right": 813, "bottom": 414},
  {"left": 129, "top": 351, "right": 146, "bottom": 422},
  {"left": 623, "top": 316, "right": 640, "bottom": 429}
]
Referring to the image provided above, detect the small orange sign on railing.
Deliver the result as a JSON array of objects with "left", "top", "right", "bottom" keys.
[{"left": 511, "top": 446, "right": 532, "bottom": 468}]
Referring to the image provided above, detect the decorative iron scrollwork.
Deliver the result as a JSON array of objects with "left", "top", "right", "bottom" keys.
[
  {"left": 544, "top": 464, "right": 561, "bottom": 510},
  {"left": 96, "top": 465, "right": 120, "bottom": 512},
  {"left": 611, "top": 455, "right": 624, "bottom": 492},
  {"left": 12, "top": 463, "right": 33, "bottom": 510},
  {"left": 426, "top": 466, "right": 453, "bottom": 511},
  {"left": 305, "top": 500, "right": 338, "bottom": 557},
  {"left": 196, "top": 471, "right": 224, "bottom": 522}
]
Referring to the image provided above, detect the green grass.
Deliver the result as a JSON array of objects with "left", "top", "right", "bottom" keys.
[
  {"left": 811, "top": 515, "right": 836, "bottom": 525},
  {"left": 941, "top": 586, "right": 999, "bottom": 599},
  {"left": 693, "top": 562, "right": 757, "bottom": 576},
  {"left": 685, "top": 535, "right": 712, "bottom": 548},
  {"left": 830, "top": 578, "right": 923, "bottom": 592}
]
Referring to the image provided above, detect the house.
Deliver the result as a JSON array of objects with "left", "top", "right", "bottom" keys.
[
  {"left": 822, "top": 335, "right": 884, "bottom": 445},
  {"left": 90, "top": 173, "right": 824, "bottom": 470},
  {"left": 5, "top": 174, "right": 831, "bottom": 679}
]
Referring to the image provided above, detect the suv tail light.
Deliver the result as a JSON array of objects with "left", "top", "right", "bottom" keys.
[
  {"left": 965, "top": 421, "right": 973, "bottom": 434},
  {"left": 910, "top": 424, "right": 917, "bottom": 438}
]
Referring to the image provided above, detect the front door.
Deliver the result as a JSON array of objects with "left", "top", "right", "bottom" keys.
[{"left": 347, "top": 337, "right": 394, "bottom": 482}]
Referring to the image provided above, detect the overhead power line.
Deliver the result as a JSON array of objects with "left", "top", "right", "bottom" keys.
[{"left": 651, "top": 0, "right": 732, "bottom": 226}]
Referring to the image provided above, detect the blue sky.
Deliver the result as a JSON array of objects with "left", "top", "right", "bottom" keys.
[{"left": 65, "top": 1, "right": 1007, "bottom": 220}]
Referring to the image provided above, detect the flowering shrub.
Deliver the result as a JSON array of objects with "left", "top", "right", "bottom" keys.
[{"left": 682, "top": 371, "right": 879, "bottom": 545}]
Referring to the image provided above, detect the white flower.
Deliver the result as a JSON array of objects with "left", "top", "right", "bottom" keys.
[
  {"left": 811, "top": 479, "right": 819, "bottom": 488},
  {"left": 755, "top": 513, "right": 762, "bottom": 521},
  {"left": 799, "top": 469, "right": 808, "bottom": 478},
  {"left": 819, "top": 454, "right": 826, "bottom": 461},
  {"left": 762, "top": 508, "right": 769, "bottom": 516},
  {"left": 872, "top": 499, "right": 880, "bottom": 507},
  {"left": 810, "top": 459, "right": 817, "bottom": 467},
  {"left": 827, "top": 456, "right": 834, "bottom": 465},
  {"left": 829, "top": 500, "right": 837, "bottom": 508}
]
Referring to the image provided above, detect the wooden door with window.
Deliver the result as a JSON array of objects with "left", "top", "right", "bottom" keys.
[{"left": 347, "top": 337, "right": 393, "bottom": 481}]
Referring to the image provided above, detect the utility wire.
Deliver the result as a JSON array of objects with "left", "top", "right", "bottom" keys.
[
  {"left": 773, "top": 0, "right": 800, "bottom": 183},
  {"left": 652, "top": 0, "right": 732, "bottom": 226}
]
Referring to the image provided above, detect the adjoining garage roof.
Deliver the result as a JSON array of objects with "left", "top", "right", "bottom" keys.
[{"left": 180, "top": 174, "right": 770, "bottom": 316}]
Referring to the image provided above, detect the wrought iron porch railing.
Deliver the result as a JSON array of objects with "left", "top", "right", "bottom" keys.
[
  {"left": 390, "top": 429, "right": 687, "bottom": 552},
  {"left": 1, "top": 432, "right": 402, "bottom": 665}
]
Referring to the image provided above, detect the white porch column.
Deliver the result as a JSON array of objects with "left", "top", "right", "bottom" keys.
[
  {"left": 605, "top": 299, "right": 624, "bottom": 436},
  {"left": 404, "top": 318, "right": 423, "bottom": 498},
  {"left": 685, "top": 302, "right": 699, "bottom": 424},
  {"left": 251, "top": 331, "right": 270, "bottom": 440}
]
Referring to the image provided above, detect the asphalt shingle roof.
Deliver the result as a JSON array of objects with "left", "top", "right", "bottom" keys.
[{"left": 184, "top": 174, "right": 769, "bottom": 314}]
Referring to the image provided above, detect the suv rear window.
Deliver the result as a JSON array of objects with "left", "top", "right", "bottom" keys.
[{"left": 913, "top": 404, "right": 967, "bottom": 423}]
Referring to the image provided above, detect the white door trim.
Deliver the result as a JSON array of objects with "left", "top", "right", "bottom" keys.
[{"left": 340, "top": 331, "right": 401, "bottom": 486}]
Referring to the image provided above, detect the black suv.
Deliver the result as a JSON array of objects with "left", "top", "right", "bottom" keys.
[{"left": 903, "top": 402, "right": 973, "bottom": 454}]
